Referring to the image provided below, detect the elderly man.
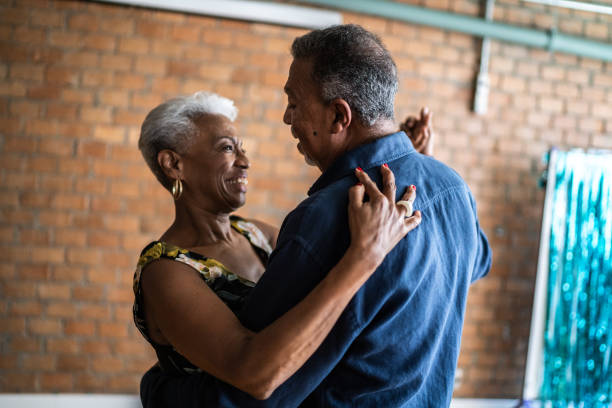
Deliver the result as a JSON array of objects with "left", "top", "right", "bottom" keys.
[{"left": 143, "top": 24, "right": 491, "bottom": 407}]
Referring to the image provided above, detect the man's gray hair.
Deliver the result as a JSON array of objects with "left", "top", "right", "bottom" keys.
[
  {"left": 291, "top": 24, "right": 398, "bottom": 126},
  {"left": 138, "top": 91, "right": 238, "bottom": 190}
]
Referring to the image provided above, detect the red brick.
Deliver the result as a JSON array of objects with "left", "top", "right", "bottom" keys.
[
  {"left": 9, "top": 336, "right": 40, "bottom": 353},
  {"left": 53, "top": 266, "right": 85, "bottom": 281},
  {"left": 167, "top": 60, "right": 200, "bottom": 76},
  {"left": 22, "top": 354, "right": 57, "bottom": 371},
  {"left": 30, "top": 10, "right": 65, "bottom": 28},
  {"left": 99, "top": 54, "right": 133, "bottom": 71},
  {"left": 101, "top": 252, "right": 133, "bottom": 268},
  {"left": 77, "top": 140, "right": 108, "bottom": 159},
  {"left": 28, "top": 318, "right": 62, "bottom": 335},
  {"left": 40, "top": 373, "right": 73, "bottom": 390},
  {"left": 200, "top": 63, "right": 234, "bottom": 81},
  {"left": 65, "top": 320, "right": 96, "bottom": 336},
  {"left": 114, "top": 73, "right": 146, "bottom": 90},
  {"left": 79, "top": 303, "right": 111, "bottom": 320},
  {"left": 1, "top": 209, "right": 36, "bottom": 225},
  {"left": 171, "top": 25, "right": 201, "bottom": 42},
  {"left": 0, "top": 354, "right": 18, "bottom": 369},
  {"left": 98, "top": 89, "right": 130, "bottom": 108},
  {"left": 26, "top": 84, "right": 60, "bottom": 99},
  {"left": 38, "top": 283, "right": 71, "bottom": 300},
  {"left": 91, "top": 197, "right": 123, "bottom": 213},
  {"left": 47, "top": 104, "right": 79, "bottom": 121},
  {"left": 82, "top": 71, "right": 114, "bottom": 87},
  {"left": 3, "top": 135, "right": 37, "bottom": 152},
  {"left": 10, "top": 63, "right": 45, "bottom": 81},
  {"left": 113, "top": 108, "right": 145, "bottom": 126},
  {"left": 74, "top": 178, "right": 108, "bottom": 195},
  {"left": 39, "top": 175, "right": 74, "bottom": 193},
  {"left": 136, "top": 20, "right": 168, "bottom": 38},
  {"left": 202, "top": 29, "right": 233, "bottom": 47},
  {"left": 57, "top": 355, "right": 87, "bottom": 371},
  {"left": 19, "top": 228, "right": 50, "bottom": 245},
  {"left": 47, "top": 302, "right": 78, "bottom": 318},
  {"left": 48, "top": 31, "right": 82, "bottom": 48},
  {"left": 38, "top": 138, "right": 74, "bottom": 156},
  {"left": 62, "top": 51, "right": 100, "bottom": 68},
  {"left": 134, "top": 56, "right": 166, "bottom": 75},
  {"left": 73, "top": 286, "right": 106, "bottom": 301},
  {"left": 0, "top": 317, "right": 26, "bottom": 334},
  {"left": 46, "top": 338, "right": 79, "bottom": 354},
  {"left": 9, "top": 300, "right": 43, "bottom": 316},
  {"left": 62, "top": 89, "right": 94, "bottom": 104},
  {"left": 81, "top": 339, "right": 111, "bottom": 354},
  {"left": 67, "top": 248, "right": 101, "bottom": 266},
  {"left": 131, "top": 92, "right": 164, "bottom": 109},
  {"left": 108, "top": 374, "right": 140, "bottom": 392},
  {"left": 83, "top": 34, "right": 116, "bottom": 51},
  {"left": 98, "top": 321, "right": 128, "bottom": 338},
  {"left": 99, "top": 17, "right": 135, "bottom": 35},
  {"left": 38, "top": 211, "right": 72, "bottom": 228},
  {"left": 91, "top": 160, "right": 123, "bottom": 178},
  {"left": 113, "top": 339, "right": 147, "bottom": 354},
  {"left": 10, "top": 100, "right": 41, "bottom": 116},
  {"left": 151, "top": 40, "right": 183, "bottom": 58}
]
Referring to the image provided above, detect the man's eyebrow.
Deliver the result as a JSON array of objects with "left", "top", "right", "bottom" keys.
[{"left": 214, "top": 135, "right": 238, "bottom": 144}]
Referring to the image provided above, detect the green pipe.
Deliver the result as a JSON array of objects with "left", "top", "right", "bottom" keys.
[{"left": 297, "top": 0, "right": 612, "bottom": 61}]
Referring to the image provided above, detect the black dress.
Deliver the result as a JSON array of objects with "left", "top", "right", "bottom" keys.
[{"left": 132, "top": 215, "right": 272, "bottom": 406}]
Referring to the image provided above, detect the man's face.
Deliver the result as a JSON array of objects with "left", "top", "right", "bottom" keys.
[{"left": 283, "top": 58, "right": 333, "bottom": 171}]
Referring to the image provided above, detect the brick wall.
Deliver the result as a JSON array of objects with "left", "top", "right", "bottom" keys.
[{"left": 0, "top": 0, "right": 610, "bottom": 397}]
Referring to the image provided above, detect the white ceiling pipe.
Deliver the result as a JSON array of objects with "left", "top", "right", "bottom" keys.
[
  {"left": 94, "top": 0, "right": 343, "bottom": 29},
  {"left": 522, "top": 0, "right": 612, "bottom": 15}
]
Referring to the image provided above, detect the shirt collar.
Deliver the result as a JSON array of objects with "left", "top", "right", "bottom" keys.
[{"left": 308, "top": 131, "right": 416, "bottom": 196}]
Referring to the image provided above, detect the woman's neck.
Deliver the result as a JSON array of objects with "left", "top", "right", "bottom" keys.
[{"left": 162, "top": 201, "right": 235, "bottom": 248}]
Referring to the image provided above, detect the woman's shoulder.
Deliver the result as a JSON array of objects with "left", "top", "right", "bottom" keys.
[
  {"left": 230, "top": 215, "right": 278, "bottom": 251},
  {"left": 138, "top": 241, "right": 191, "bottom": 267}
]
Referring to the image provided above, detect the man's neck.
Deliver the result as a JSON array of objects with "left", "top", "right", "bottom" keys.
[
  {"left": 319, "top": 118, "right": 397, "bottom": 172},
  {"left": 347, "top": 119, "right": 397, "bottom": 150}
]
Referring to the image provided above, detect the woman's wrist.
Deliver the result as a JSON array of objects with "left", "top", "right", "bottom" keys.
[{"left": 344, "top": 245, "right": 383, "bottom": 276}]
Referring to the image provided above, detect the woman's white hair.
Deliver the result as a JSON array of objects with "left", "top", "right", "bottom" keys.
[{"left": 138, "top": 91, "right": 238, "bottom": 190}]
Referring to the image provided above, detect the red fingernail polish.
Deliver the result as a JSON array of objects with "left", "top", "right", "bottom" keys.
[
  {"left": 356, "top": 182, "right": 363, "bottom": 186},
  {"left": 410, "top": 185, "right": 416, "bottom": 190},
  {"left": 356, "top": 167, "right": 363, "bottom": 172},
  {"left": 383, "top": 163, "right": 389, "bottom": 168}
]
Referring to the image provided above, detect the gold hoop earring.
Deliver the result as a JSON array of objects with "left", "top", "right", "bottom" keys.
[{"left": 171, "top": 179, "right": 183, "bottom": 200}]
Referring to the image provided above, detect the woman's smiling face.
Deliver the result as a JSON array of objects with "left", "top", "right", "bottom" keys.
[{"left": 180, "top": 113, "right": 250, "bottom": 213}]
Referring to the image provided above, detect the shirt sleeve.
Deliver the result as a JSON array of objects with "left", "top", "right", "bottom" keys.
[
  {"left": 202, "top": 231, "right": 360, "bottom": 407},
  {"left": 468, "top": 191, "right": 492, "bottom": 283}
]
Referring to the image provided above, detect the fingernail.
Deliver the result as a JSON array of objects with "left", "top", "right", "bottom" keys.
[
  {"left": 383, "top": 163, "right": 389, "bottom": 168},
  {"left": 356, "top": 182, "right": 363, "bottom": 186},
  {"left": 410, "top": 185, "right": 416, "bottom": 191},
  {"left": 356, "top": 167, "right": 363, "bottom": 172}
]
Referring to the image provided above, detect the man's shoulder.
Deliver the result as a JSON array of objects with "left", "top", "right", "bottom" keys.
[{"left": 276, "top": 178, "right": 351, "bottom": 251}]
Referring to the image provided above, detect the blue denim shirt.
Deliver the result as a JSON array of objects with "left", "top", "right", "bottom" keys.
[{"left": 144, "top": 132, "right": 491, "bottom": 407}]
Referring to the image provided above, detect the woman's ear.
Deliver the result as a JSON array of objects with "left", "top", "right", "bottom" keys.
[
  {"left": 329, "top": 98, "right": 351, "bottom": 134},
  {"left": 157, "top": 149, "right": 183, "bottom": 180}
]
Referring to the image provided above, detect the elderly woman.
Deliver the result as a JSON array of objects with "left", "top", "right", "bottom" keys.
[{"left": 133, "top": 91, "right": 422, "bottom": 404}]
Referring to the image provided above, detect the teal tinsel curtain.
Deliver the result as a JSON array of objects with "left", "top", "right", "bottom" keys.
[{"left": 540, "top": 150, "right": 612, "bottom": 407}]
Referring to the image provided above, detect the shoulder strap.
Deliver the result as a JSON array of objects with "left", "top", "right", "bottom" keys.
[{"left": 229, "top": 215, "right": 274, "bottom": 256}]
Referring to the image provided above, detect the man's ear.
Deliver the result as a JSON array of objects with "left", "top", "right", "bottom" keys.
[
  {"left": 329, "top": 98, "right": 351, "bottom": 134},
  {"left": 157, "top": 149, "right": 183, "bottom": 180}
]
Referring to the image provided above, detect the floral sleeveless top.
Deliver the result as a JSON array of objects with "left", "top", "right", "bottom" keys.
[{"left": 133, "top": 215, "right": 273, "bottom": 376}]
